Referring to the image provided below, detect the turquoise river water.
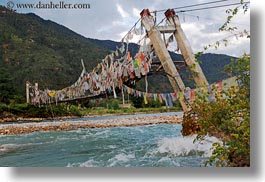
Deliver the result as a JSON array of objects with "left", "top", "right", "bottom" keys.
[{"left": 0, "top": 112, "right": 219, "bottom": 167}]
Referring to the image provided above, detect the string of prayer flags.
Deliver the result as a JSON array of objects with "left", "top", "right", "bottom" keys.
[
  {"left": 184, "top": 88, "right": 190, "bottom": 100},
  {"left": 166, "top": 34, "right": 174, "bottom": 48},
  {"left": 178, "top": 92, "right": 184, "bottom": 100},
  {"left": 29, "top": 29, "right": 239, "bottom": 107},
  {"left": 143, "top": 93, "right": 148, "bottom": 104},
  {"left": 170, "top": 92, "right": 178, "bottom": 102},
  {"left": 217, "top": 81, "right": 222, "bottom": 91},
  {"left": 122, "top": 85, "right": 178, "bottom": 108},
  {"left": 190, "top": 89, "right": 195, "bottom": 101},
  {"left": 127, "top": 32, "right": 134, "bottom": 40},
  {"left": 115, "top": 50, "right": 119, "bottom": 57},
  {"left": 119, "top": 43, "right": 125, "bottom": 54},
  {"left": 134, "top": 28, "right": 141, "bottom": 35},
  {"left": 48, "top": 91, "right": 56, "bottom": 97},
  {"left": 153, "top": 93, "right": 158, "bottom": 101},
  {"left": 127, "top": 51, "right": 131, "bottom": 61},
  {"left": 167, "top": 93, "right": 173, "bottom": 108}
]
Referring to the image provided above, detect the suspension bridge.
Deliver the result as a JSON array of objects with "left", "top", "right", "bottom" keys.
[{"left": 26, "top": 6, "right": 240, "bottom": 112}]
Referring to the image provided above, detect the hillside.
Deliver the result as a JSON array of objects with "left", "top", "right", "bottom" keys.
[
  {"left": 0, "top": 6, "right": 108, "bottom": 97},
  {"left": 0, "top": 6, "right": 234, "bottom": 102}
]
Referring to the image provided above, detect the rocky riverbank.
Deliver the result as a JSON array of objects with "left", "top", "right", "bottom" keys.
[
  {"left": 0, "top": 114, "right": 77, "bottom": 123},
  {"left": 0, "top": 115, "right": 182, "bottom": 135}
]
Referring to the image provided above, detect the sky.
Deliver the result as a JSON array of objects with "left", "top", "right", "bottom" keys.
[{"left": 0, "top": 0, "right": 250, "bottom": 57}]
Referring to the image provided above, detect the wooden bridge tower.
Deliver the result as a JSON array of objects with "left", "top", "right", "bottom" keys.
[{"left": 140, "top": 9, "right": 208, "bottom": 111}]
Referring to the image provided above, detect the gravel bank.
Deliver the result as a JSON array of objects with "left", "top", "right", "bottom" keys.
[{"left": 0, "top": 115, "right": 182, "bottom": 135}]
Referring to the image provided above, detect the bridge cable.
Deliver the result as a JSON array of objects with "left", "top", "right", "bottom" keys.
[
  {"left": 174, "top": 1, "right": 250, "bottom": 13},
  {"left": 120, "top": 18, "right": 141, "bottom": 42},
  {"left": 151, "top": 1, "right": 249, "bottom": 15},
  {"left": 151, "top": 0, "right": 230, "bottom": 13},
  {"left": 179, "top": 12, "right": 250, "bottom": 27}
]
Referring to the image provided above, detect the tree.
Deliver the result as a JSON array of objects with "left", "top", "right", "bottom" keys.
[{"left": 0, "top": 68, "right": 15, "bottom": 104}]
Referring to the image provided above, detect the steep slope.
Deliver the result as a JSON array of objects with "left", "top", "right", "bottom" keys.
[{"left": 0, "top": 6, "right": 108, "bottom": 96}]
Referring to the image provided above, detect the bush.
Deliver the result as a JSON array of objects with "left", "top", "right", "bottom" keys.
[
  {"left": 27, "top": 105, "right": 50, "bottom": 118},
  {"left": 0, "top": 103, "right": 83, "bottom": 118},
  {"left": 9, "top": 103, "right": 30, "bottom": 113},
  {"left": 108, "top": 99, "right": 120, "bottom": 110},
  {"left": 145, "top": 99, "right": 162, "bottom": 108},
  {"left": 68, "top": 105, "right": 82, "bottom": 117},
  {"left": 0, "top": 103, "right": 8, "bottom": 113},
  {"left": 189, "top": 55, "right": 250, "bottom": 167},
  {"left": 131, "top": 97, "right": 143, "bottom": 108}
]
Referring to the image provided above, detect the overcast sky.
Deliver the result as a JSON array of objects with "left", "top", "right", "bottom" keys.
[{"left": 1, "top": 0, "right": 250, "bottom": 57}]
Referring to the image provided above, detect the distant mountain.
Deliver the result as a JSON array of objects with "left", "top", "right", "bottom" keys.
[{"left": 0, "top": 5, "right": 234, "bottom": 100}]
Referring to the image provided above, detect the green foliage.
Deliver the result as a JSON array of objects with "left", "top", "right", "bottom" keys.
[
  {"left": 187, "top": 1, "right": 250, "bottom": 166},
  {"left": 132, "top": 95, "right": 165, "bottom": 108},
  {"left": 8, "top": 103, "right": 29, "bottom": 114},
  {"left": 131, "top": 96, "right": 144, "bottom": 108},
  {"left": 26, "top": 105, "right": 50, "bottom": 118},
  {"left": 145, "top": 99, "right": 162, "bottom": 108},
  {"left": 0, "top": 6, "right": 108, "bottom": 97},
  {"left": 83, "top": 98, "right": 121, "bottom": 110},
  {"left": 10, "top": 95, "right": 26, "bottom": 104},
  {"left": 0, "top": 68, "right": 16, "bottom": 104},
  {"left": 80, "top": 106, "right": 179, "bottom": 117},
  {"left": 202, "top": 1, "right": 249, "bottom": 52},
  {"left": 190, "top": 55, "right": 250, "bottom": 167},
  {"left": 0, "top": 103, "right": 83, "bottom": 118},
  {"left": 0, "top": 103, "right": 8, "bottom": 113},
  {"left": 68, "top": 105, "right": 82, "bottom": 117},
  {"left": 108, "top": 99, "right": 120, "bottom": 110},
  {"left": 219, "top": 1, "right": 249, "bottom": 33}
]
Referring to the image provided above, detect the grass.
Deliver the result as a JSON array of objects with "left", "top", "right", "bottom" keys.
[
  {"left": 0, "top": 102, "right": 182, "bottom": 121},
  {"left": 80, "top": 107, "right": 181, "bottom": 117}
]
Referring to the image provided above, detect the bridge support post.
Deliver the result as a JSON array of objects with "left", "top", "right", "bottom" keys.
[
  {"left": 140, "top": 9, "right": 189, "bottom": 112},
  {"left": 165, "top": 9, "right": 209, "bottom": 87},
  {"left": 26, "top": 81, "right": 30, "bottom": 104}
]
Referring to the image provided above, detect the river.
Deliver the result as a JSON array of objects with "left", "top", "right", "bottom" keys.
[{"left": 0, "top": 112, "right": 218, "bottom": 167}]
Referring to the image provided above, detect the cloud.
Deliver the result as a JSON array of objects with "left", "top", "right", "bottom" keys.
[
  {"left": 116, "top": 3, "right": 129, "bottom": 18},
  {"left": 0, "top": 0, "right": 250, "bottom": 56},
  {"left": 132, "top": 7, "right": 140, "bottom": 18}
]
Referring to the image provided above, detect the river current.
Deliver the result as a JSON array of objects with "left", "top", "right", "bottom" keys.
[{"left": 0, "top": 112, "right": 219, "bottom": 167}]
